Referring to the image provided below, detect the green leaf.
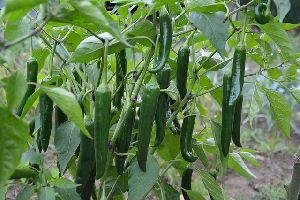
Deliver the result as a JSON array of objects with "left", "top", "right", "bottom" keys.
[
  {"left": 70, "top": 34, "right": 126, "bottom": 63},
  {"left": 20, "top": 88, "right": 42, "bottom": 118},
  {"left": 228, "top": 153, "right": 256, "bottom": 179},
  {"left": 54, "top": 122, "right": 81, "bottom": 174},
  {"left": 70, "top": 1, "right": 128, "bottom": 46},
  {"left": 198, "top": 169, "right": 224, "bottom": 200},
  {"left": 290, "top": 89, "right": 300, "bottom": 104},
  {"left": 127, "top": 19, "right": 155, "bottom": 46},
  {"left": 199, "top": 75, "right": 222, "bottom": 105},
  {"left": 187, "top": 1, "right": 226, "bottom": 13},
  {"left": 6, "top": 71, "right": 27, "bottom": 112},
  {"left": 55, "top": 187, "right": 81, "bottom": 200},
  {"left": 273, "top": 0, "right": 291, "bottom": 22},
  {"left": 189, "top": 12, "right": 229, "bottom": 57},
  {"left": 193, "top": 143, "right": 208, "bottom": 167},
  {"left": 239, "top": 152, "right": 260, "bottom": 167},
  {"left": 0, "top": 185, "right": 9, "bottom": 200},
  {"left": 3, "top": 0, "right": 46, "bottom": 20},
  {"left": 185, "top": 190, "right": 206, "bottom": 200},
  {"left": 32, "top": 48, "right": 50, "bottom": 72},
  {"left": 51, "top": 177, "right": 79, "bottom": 189},
  {"left": 41, "top": 86, "right": 90, "bottom": 138},
  {"left": 21, "top": 150, "right": 43, "bottom": 166},
  {"left": 265, "top": 89, "right": 291, "bottom": 137},
  {"left": 211, "top": 121, "right": 227, "bottom": 178},
  {"left": 249, "top": 83, "right": 263, "bottom": 127},
  {"left": 157, "top": 130, "right": 186, "bottom": 169},
  {"left": 0, "top": 107, "right": 29, "bottom": 185},
  {"left": 260, "top": 23, "right": 293, "bottom": 59},
  {"left": 38, "top": 187, "right": 56, "bottom": 200},
  {"left": 128, "top": 155, "right": 159, "bottom": 200},
  {"left": 162, "top": 81, "right": 180, "bottom": 104},
  {"left": 161, "top": 181, "right": 180, "bottom": 200},
  {"left": 200, "top": 57, "right": 231, "bottom": 72},
  {"left": 16, "top": 185, "right": 34, "bottom": 200},
  {"left": 211, "top": 121, "right": 222, "bottom": 155},
  {"left": 4, "top": 17, "right": 30, "bottom": 43}
]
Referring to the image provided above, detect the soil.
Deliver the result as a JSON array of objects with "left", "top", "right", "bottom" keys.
[
  {"left": 5, "top": 135, "right": 299, "bottom": 200},
  {"left": 223, "top": 152, "right": 293, "bottom": 200}
]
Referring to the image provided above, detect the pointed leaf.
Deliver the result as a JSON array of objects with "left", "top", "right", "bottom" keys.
[
  {"left": 198, "top": 169, "right": 224, "bottom": 200},
  {"left": 228, "top": 153, "right": 256, "bottom": 179},
  {"left": 265, "top": 89, "right": 291, "bottom": 137},
  {"left": 249, "top": 83, "right": 263, "bottom": 127},
  {"left": 189, "top": 12, "right": 229, "bottom": 57},
  {"left": 291, "top": 89, "right": 300, "bottom": 104},
  {"left": 70, "top": 1, "right": 128, "bottom": 46},
  {"left": 193, "top": 143, "right": 208, "bottom": 167},
  {"left": 16, "top": 185, "right": 34, "bottom": 200},
  {"left": 38, "top": 187, "right": 56, "bottom": 200},
  {"left": 0, "top": 107, "right": 29, "bottom": 185},
  {"left": 3, "top": 0, "right": 46, "bottom": 20},
  {"left": 55, "top": 187, "right": 81, "bottom": 200},
  {"left": 6, "top": 71, "right": 27, "bottom": 112},
  {"left": 128, "top": 155, "right": 159, "bottom": 200},
  {"left": 41, "top": 86, "right": 90, "bottom": 138},
  {"left": 240, "top": 152, "right": 260, "bottom": 167},
  {"left": 260, "top": 23, "right": 293, "bottom": 58},
  {"left": 54, "top": 122, "right": 81, "bottom": 174},
  {"left": 162, "top": 181, "right": 180, "bottom": 200},
  {"left": 185, "top": 190, "right": 206, "bottom": 200}
]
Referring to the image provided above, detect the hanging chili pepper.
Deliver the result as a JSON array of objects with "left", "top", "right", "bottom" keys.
[
  {"left": 137, "top": 75, "right": 160, "bottom": 171},
  {"left": 149, "top": 7, "right": 172, "bottom": 73},
  {"left": 154, "top": 64, "right": 171, "bottom": 147}
]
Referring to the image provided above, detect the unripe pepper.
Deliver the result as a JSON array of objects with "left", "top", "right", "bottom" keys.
[
  {"left": 16, "top": 57, "right": 38, "bottom": 116},
  {"left": 149, "top": 7, "right": 172, "bottom": 73},
  {"left": 94, "top": 84, "right": 111, "bottom": 179},
  {"left": 154, "top": 64, "right": 171, "bottom": 147},
  {"left": 137, "top": 75, "right": 160, "bottom": 171}
]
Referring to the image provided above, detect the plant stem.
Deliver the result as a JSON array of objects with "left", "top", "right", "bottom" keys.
[
  {"left": 49, "top": 41, "right": 58, "bottom": 77},
  {"left": 40, "top": 35, "right": 66, "bottom": 64},
  {"left": 1, "top": 17, "right": 50, "bottom": 49},
  {"left": 102, "top": 40, "right": 109, "bottom": 86},
  {"left": 224, "top": 0, "right": 255, "bottom": 22},
  {"left": 160, "top": 154, "right": 181, "bottom": 177},
  {"left": 172, "top": 28, "right": 196, "bottom": 37}
]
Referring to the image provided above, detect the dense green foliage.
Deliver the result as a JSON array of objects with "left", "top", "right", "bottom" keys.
[{"left": 0, "top": 0, "right": 299, "bottom": 199}]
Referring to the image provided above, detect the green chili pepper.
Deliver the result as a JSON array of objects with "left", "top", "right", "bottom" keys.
[
  {"left": 181, "top": 168, "right": 193, "bottom": 200},
  {"left": 16, "top": 57, "right": 38, "bottom": 116},
  {"left": 114, "top": 50, "right": 127, "bottom": 109},
  {"left": 76, "top": 117, "right": 96, "bottom": 200},
  {"left": 176, "top": 46, "right": 190, "bottom": 100},
  {"left": 115, "top": 106, "right": 135, "bottom": 175},
  {"left": 38, "top": 77, "right": 54, "bottom": 152},
  {"left": 180, "top": 110, "right": 197, "bottom": 162},
  {"left": 154, "top": 64, "right": 171, "bottom": 147},
  {"left": 229, "top": 47, "right": 246, "bottom": 105},
  {"left": 94, "top": 84, "right": 112, "bottom": 179},
  {"left": 221, "top": 73, "right": 234, "bottom": 156},
  {"left": 232, "top": 95, "right": 243, "bottom": 147},
  {"left": 255, "top": 3, "right": 271, "bottom": 24},
  {"left": 149, "top": 7, "right": 172, "bottom": 73},
  {"left": 137, "top": 76, "right": 160, "bottom": 171}
]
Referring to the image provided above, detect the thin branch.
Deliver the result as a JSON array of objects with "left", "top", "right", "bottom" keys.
[
  {"left": 224, "top": 0, "right": 256, "bottom": 22},
  {"left": 2, "top": 17, "right": 50, "bottom": 49},
  {"left": 40, "top": 35, "right": 67, "bottom": 64},
  {"left": 245, "top": 63, "right": 284, "bottom": 77},
  {"left": 172, "top": 28, "right": 196, "bottom": 37}
]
